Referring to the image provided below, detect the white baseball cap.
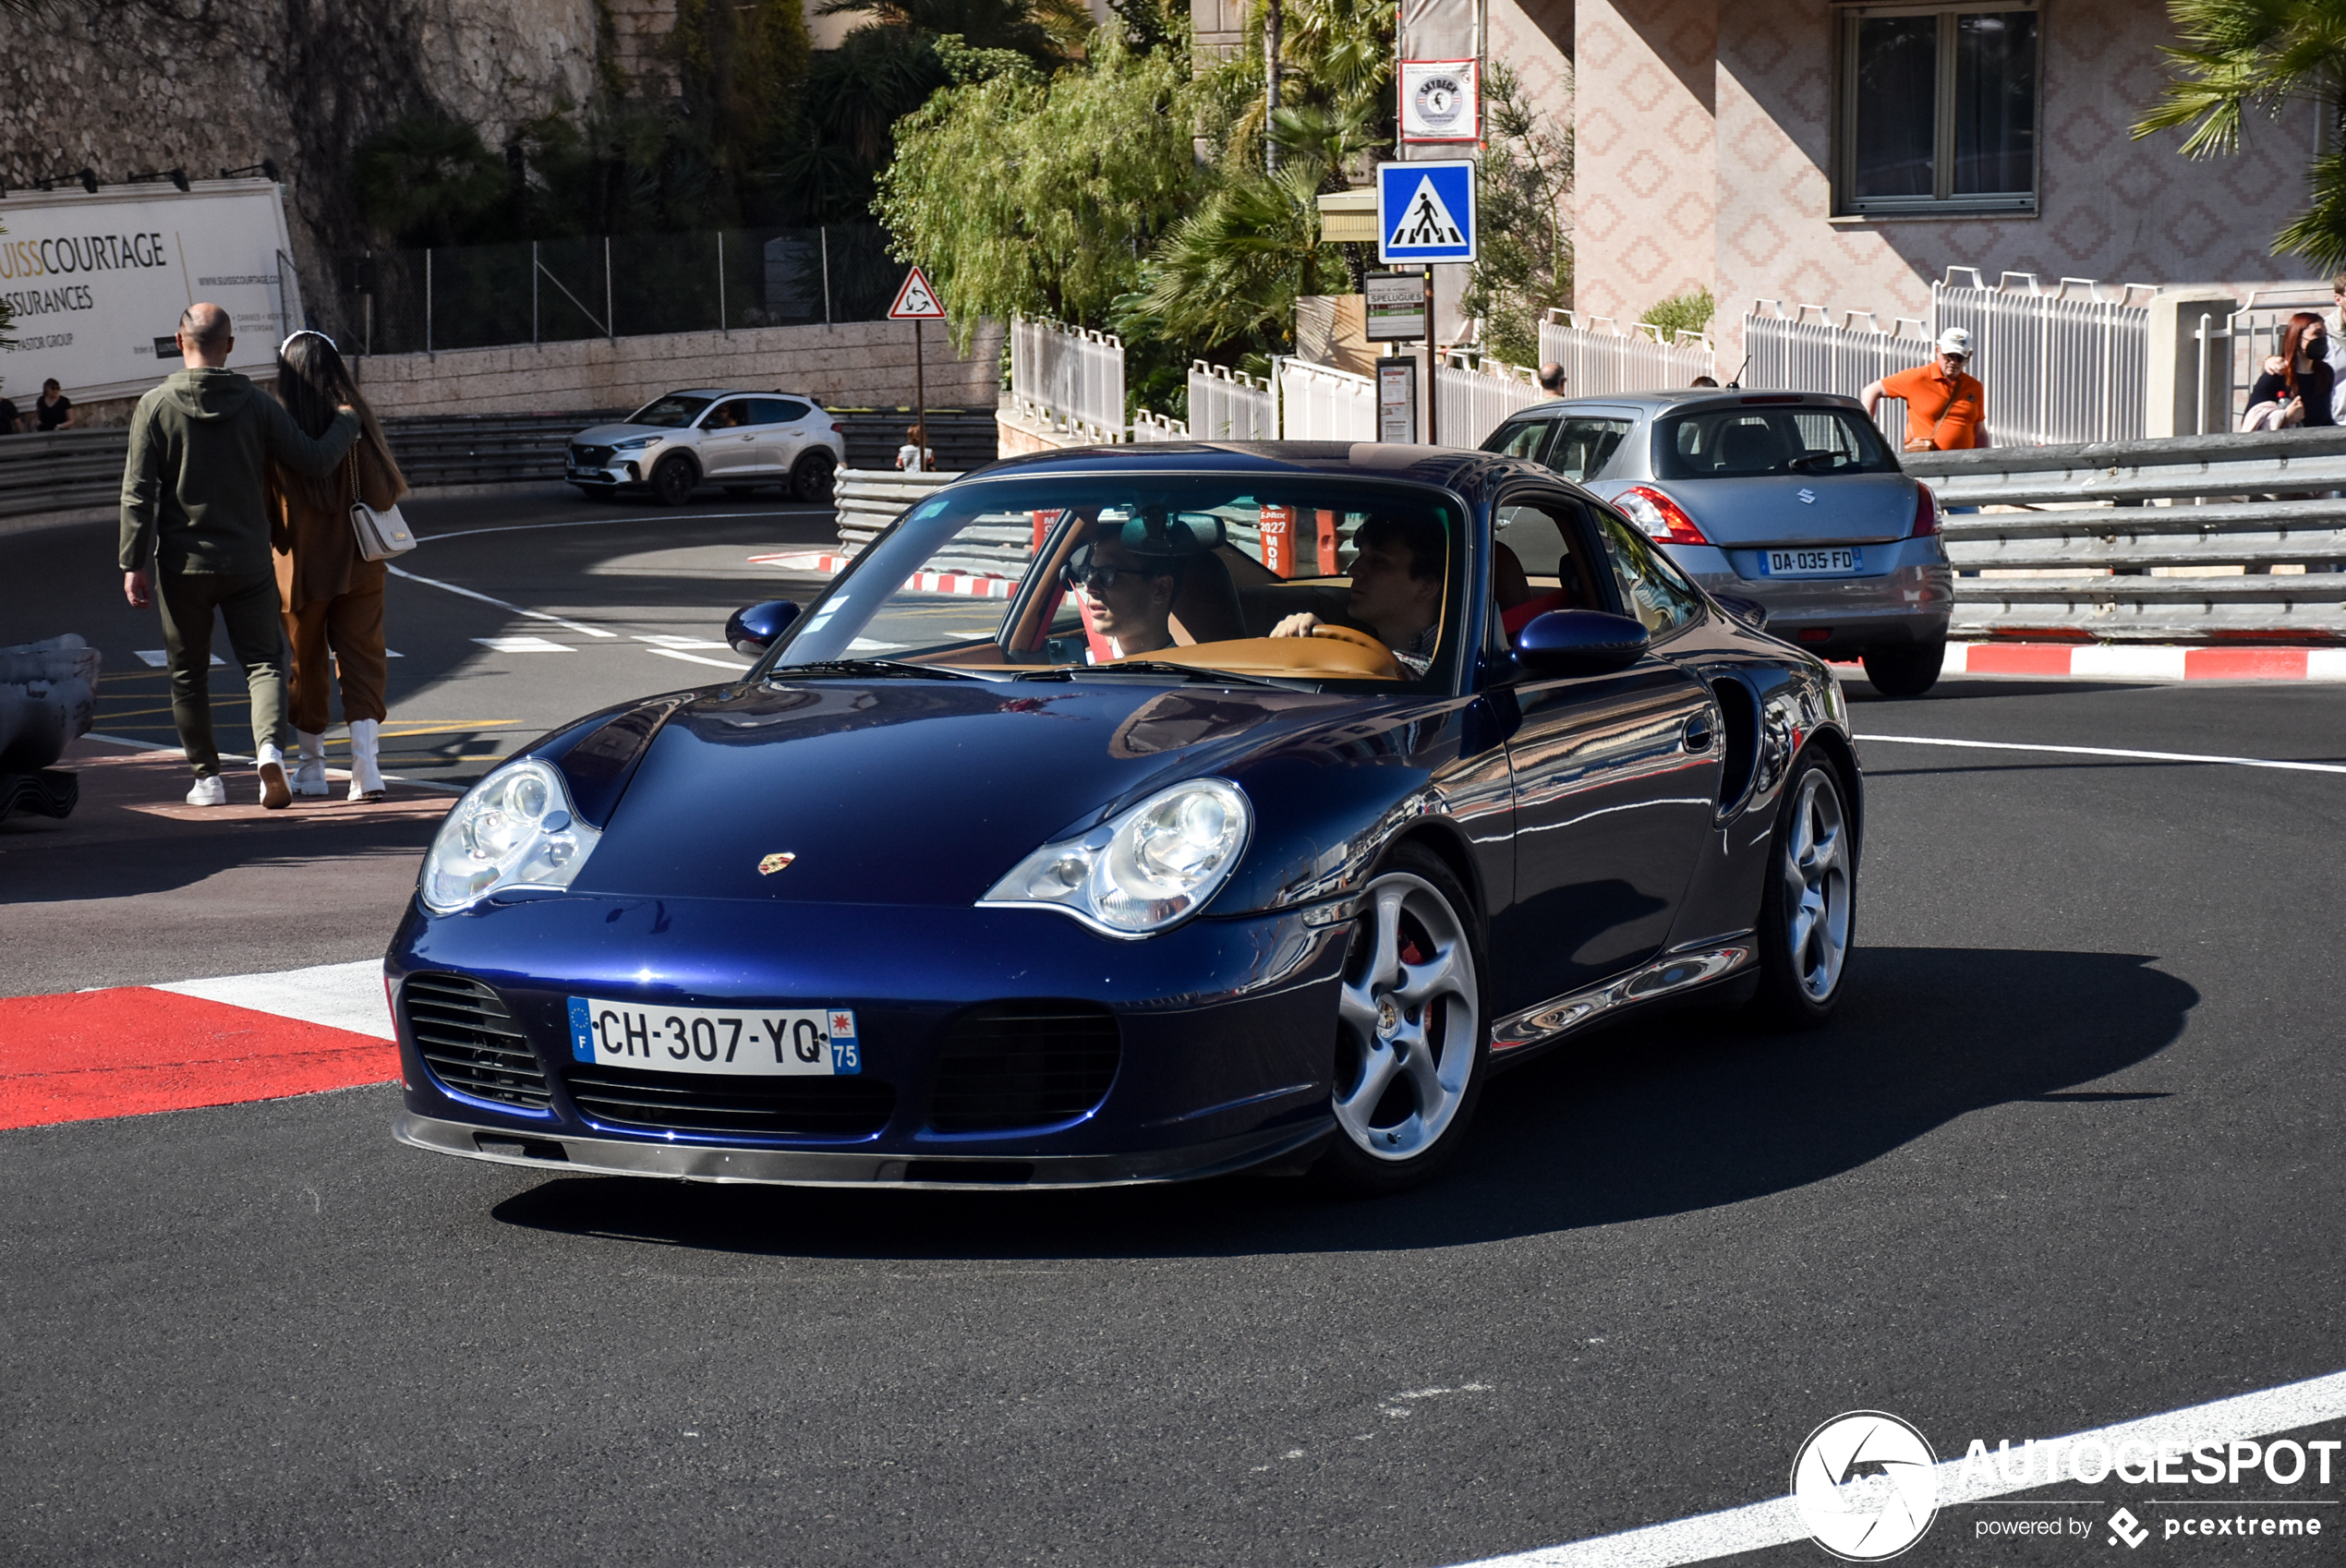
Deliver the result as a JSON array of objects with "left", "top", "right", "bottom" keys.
[{"left": 1936, "top": 327, "right": 1974, "bottom": 357}]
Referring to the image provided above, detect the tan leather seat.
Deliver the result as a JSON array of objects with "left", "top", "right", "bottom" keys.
[{"left": 1168, "top": 549, "right": 1251, "bottom": 645}]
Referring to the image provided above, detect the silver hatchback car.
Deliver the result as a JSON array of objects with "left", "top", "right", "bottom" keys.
[
  {"left": 567, "top": 388, "right": 848, "bottom": 507},
  {"left": 1482, "top": 390, "right": 1954, "bottom": 695}
]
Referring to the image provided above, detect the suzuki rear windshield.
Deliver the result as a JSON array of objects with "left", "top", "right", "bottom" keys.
[
  {"left": 1655, "top": 405, "right": 1899, "bottom": 479},
  {"left": 759, "top": 476, "right": 1467, "bottom": 691}
]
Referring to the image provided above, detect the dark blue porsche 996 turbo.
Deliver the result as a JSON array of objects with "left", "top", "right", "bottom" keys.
[{"left": 389, "top": 442, "right": 1861, "bottom": 1194}]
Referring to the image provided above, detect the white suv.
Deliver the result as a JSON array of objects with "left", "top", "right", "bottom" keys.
[{"left": 567, "top": 389, "right": 847, "bottom": 505}]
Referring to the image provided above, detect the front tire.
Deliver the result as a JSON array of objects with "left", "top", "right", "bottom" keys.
[
  {"left": 1748, "top": 753, "right": 1856, "bottom": 1029},
  {"left": 649, "top": 455, "right": 697, "bottom": 507},
  {"left": 1861, "top": 641, "right": 1944, "bottom": 697},
  {"left": 1313, "top": 844, "right": 1488, "bottom": 1196}
]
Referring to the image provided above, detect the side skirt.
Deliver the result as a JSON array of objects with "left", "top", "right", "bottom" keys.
[{"left": 1486, "top": 935, "right": 1756, "bottom": 1064}]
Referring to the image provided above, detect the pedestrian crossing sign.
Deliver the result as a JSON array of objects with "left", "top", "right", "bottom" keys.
[
  {"left": 889, "top": 265, "right": 947, "bottom": 320},
  {"left": 1375, "top": 160, "right": 1476, "bottom": 264}
]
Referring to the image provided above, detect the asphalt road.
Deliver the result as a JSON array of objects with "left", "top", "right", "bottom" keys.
[{"left": 6, "top": 487, "right": 2346, "bottom": 1565}]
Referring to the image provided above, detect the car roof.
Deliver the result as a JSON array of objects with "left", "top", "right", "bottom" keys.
[
  {"left": 961, "top": 440, "right": 1551, "bottom": 501},
  {"left": 651, "top": 388, "right": 818, "bottom": 402},
  {"left": 1509, "top": 388, "right": 1868, "bottom": 416}
]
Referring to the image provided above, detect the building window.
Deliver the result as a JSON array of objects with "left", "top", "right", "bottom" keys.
[{"left": 1837, "top": 3, "right": 2040, "bottom": 216}]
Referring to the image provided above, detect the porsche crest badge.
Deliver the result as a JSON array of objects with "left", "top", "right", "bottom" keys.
[{"left": 757, "top": 852, "right": 797, "bottom": 875}]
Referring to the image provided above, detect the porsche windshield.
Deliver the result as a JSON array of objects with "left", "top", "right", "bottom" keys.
[{"left": 768, "top": 476, "right": 1465, "bottom": 687}]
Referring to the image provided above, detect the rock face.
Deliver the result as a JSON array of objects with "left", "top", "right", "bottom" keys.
[
  {"left": 0, "top": 633, "right": 101, "bottom": 782},
  {"left": 0, "top": 0, "right": 678, "bottom": 354}
]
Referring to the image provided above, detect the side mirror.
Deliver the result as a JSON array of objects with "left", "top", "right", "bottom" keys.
[
  {"left": 1713, "top": 594, "right": 1768, "bottom": 632},
  {"left": 1513, "top": 609, "right": 1649, "bottom": 678},
  {"left": 724, "top": 599, "right": 800, "bottom": 657}
]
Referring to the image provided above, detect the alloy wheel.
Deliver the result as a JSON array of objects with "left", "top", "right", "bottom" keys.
[
  {"left": 1333, "top": 872, "right": 1480, "bottom": 1162},
  {"left": 1781, "top": 766, "right": 1851, "bottom": 1002}
]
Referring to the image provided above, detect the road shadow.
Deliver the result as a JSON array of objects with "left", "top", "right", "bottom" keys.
[
  {"left": 1843, "top": 678, "right": 2149, "bottom": 703},
  {"left": 490, "top": 945, "right": 2195, "bottom": 1259}
]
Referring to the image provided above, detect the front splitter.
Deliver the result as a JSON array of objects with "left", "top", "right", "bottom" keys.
[{"left": 394, "top": 1109, "right": 1333, "bottom": 1190}]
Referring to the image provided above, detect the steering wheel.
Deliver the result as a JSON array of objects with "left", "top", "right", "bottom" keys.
[{"left": 1308, "top": 623, "right": 1388, "bottom": 656}]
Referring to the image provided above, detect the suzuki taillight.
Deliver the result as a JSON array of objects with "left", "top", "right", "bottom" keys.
[
  {"left": 1616, "top": 486, "right": 1711, "bottom": 546},
  {"left": 1911, "top": 485, "right": 1939, "bottom": 537}
]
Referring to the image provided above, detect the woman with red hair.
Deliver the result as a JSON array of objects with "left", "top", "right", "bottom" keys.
[{"left": 2246, "top": 312, "right": 2336, "bottom": 428}]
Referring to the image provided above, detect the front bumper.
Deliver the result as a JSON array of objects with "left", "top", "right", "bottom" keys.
[{"left": 387, "top": 893, "right": 1350, "bottom": 1189}]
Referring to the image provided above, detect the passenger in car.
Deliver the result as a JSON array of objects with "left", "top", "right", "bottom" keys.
[
  {"left": 1065, "top": 532, "right": 1184, "bottom": 659},
  {"left": 1269, "top": 513, "right": 1445, "bottom": 674}
]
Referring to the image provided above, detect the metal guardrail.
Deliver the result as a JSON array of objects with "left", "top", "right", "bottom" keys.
[
  {"left": 1907, "top": 428, "right": 2346, "bottom": 642},
  {"left": 0, "top": 410, "right": 998, "bottom": 521},
  {"left": 832, "top": 469, "right": 965, "bottom": 555}
]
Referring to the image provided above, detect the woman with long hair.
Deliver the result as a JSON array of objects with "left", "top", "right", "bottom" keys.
[
  {"left": 2247, "top": 312, "right": 2337, "bottom": 429},
  {"left": 266, "top": 331, "right": 407, "bottom": 801}
]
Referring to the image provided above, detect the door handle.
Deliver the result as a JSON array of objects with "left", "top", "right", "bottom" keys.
[{"left": 1682, "top": 712, "right": 1716, "bottom": 752}]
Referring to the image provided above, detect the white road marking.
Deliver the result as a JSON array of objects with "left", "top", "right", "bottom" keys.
[
  {"left": 635, "top": 635, "right": 732, "bottom": 650},
  {"left": 135, "top": 650, "right": 224, "bottom": 668},
  {"left": 1450, "top": 1367, "right": 2346, "bottom": 1568},
  {"left": 473, "top": 635, "right": 574, "bottom": 654},
  {"left": 1857, "top": 733, "right": 2346, "bottom": 777},
  {"left": 645, "top": 646, "right": 751, "bottom": 671},
  {"left": 386, "top": 562, "right": 617, "bottom": 638},
  {"left": 79, "top": 732, "right": 466, "bottom": 791},
  {"left": 153, "top": 959, "right": 392, "bottom": 1040}
]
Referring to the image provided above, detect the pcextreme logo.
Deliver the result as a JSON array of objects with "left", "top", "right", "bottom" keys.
[{"left": 1792, "top": 1412, "right": 1940, "bottom": 1561}]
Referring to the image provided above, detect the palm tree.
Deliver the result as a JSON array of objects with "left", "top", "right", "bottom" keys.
[{"left": 2134, "top": 0, "right": 2346, "bottom": 268}]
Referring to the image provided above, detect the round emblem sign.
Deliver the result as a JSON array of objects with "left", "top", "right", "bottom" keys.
[{"left": 1412, "top": 73, "right": 1468, "bottom": 135}]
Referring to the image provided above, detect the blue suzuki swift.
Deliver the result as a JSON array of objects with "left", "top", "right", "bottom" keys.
[{"left": 390, "top": 443, "right": 1860, "bottom": 1194}]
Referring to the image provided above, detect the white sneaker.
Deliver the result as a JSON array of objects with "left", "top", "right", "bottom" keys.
[
  {"left": 185, "top": 775, "right": 227, "bottom": 807},
  {"left": 255, "top": 743, "right": 292, "bottom": 811}
]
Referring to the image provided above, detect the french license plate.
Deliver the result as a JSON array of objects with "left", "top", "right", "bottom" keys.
[
  {"left": 566, "top": 997, "right": 860, "bottom": 1076},
  {"left": 1764, "top": 547, "right": 1861, "bottom": 577},
  {"left": 567, "top": 467, "right": 603, "bottom": 481}
]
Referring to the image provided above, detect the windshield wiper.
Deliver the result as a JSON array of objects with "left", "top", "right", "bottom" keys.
[
  {"left": 1017, "top": 660, "right": 1296, "bottom": 688},
  {"left": 770, "top": 658, "right": 983, "bottom": 681}
]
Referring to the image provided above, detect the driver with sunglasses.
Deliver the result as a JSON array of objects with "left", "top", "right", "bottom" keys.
[{"left": 1062, "top": 525, "right": 1190, "bottom": 660}]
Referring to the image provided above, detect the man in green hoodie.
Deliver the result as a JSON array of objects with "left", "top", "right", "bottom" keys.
[{"left": 120, "top": 302, "right": 360, "bottom": 808}]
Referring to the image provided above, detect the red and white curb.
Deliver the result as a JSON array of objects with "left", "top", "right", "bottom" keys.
[
  {"left": 749, "top": 550, "right": 1017, "bottom": 599},
  {"left": 1937, "top": 643, "right": 2346, "bottom": 681},
  {"left": 1, "top": 959, "right": 398, "bottom": 1131}
]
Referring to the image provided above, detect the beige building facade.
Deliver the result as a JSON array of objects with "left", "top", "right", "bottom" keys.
[{"left": 1565, "top": 0, "right": 2327, "bottom": 362}]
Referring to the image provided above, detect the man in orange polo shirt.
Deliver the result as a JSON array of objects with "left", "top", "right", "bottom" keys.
[{"left": 1861, "top": 327, "right": 1990, "bottom": 451}]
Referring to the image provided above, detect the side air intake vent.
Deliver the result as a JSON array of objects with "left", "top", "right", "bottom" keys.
[
  {"left": 927, "top": 1003, "right": 1121, "bottom": 1133},
  {"left": 405, "top": 973, "right": 552, "bottom": 1110}
]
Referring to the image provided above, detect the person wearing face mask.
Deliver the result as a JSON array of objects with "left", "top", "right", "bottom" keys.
[{"left": 2245, "top": 312, "right": 2336, "bottom": 429}]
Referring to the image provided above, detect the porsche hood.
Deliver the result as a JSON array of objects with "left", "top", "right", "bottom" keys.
[{"left": 561, "top": 679, "right": 1351, "bottom": 906}]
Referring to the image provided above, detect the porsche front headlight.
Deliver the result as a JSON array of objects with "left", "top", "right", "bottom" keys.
[
  {"left": 980, "top": 778, "right": 1251, "bottom": 937},
  {"left": 419, "top": 758, "right": 602, "bottom": 913}
]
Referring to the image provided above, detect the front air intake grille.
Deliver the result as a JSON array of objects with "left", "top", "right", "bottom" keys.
[
  {"left": 564, "top": 1065, "right": 897, "bottom": 1140},
  {"left": 571, "top": 443, "right": 615, "bottom": 466},
  {"left": 926, "top": 1003, "right": 1121, "bottom": 1133},
  {"left": 405, "top": 973, "right": 552, "bottom": 1110}
]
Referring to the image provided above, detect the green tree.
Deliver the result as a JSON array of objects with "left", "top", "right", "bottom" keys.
[
  {"left": 353, "top": 115, "right": 512, "bottom": 247},
  {"left": 816, "top": 0, "right": 1091, "bottom": 66},
  {"left": 1462, "top": 61, "right": 1572, "bottom": 367},
  {"left": 879, "top": 26, "right": 1203, "bottom": 347},
  {"left": 2134, "top": 0, "right": 2346, "bottom": 269},
  {"left": 1639, "top": 286, "right": 1712, "bottom": 339}
]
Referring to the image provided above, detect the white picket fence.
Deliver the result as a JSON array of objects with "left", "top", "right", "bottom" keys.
[
  {"left": 1535, "top": 312, "right": 1720, "bottom": 397},
  {"left": 1009, "top": 315, "right": 1127, "bottom": 438},
  {"left": 1742, "top": 271, "right": 2154, "bottom": 446},
  {"left": 1130, "top": 408, "right": 1187, "bottom": 443},
  {"left": 1435, "top": 355, "right": 1548, "bottom": 447},
  {"left": 1278, "top": 358, "right": 1377, "bottom": 441}
]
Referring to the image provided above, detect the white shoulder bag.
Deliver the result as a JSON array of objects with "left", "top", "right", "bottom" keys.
[{"left": 348, "top": 446, "right": 416, "bottom": 561}]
